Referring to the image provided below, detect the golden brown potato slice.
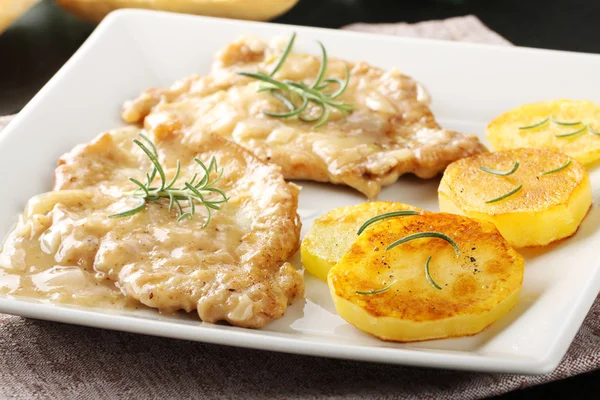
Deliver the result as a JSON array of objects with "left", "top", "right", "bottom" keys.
[
  {"left": 328, "top": 212, "right": 524, "bottom": 342},
  {"left": 486, "top": 100, "right": 600, "bottom": 165},
  {"left": 301, "top": 202, "right": 423, "bottom": 281},
  {"left": 438, "top": 148, "right": 591, "bottom": 248}
]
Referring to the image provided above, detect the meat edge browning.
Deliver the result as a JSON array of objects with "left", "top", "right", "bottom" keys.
[
  {"left": 52, "top": 129, "right": 305, "bottom": 328},
  {"left": 121, "top": 90, "right": 487, "bottom": 200},
  {"left": 266, "top": 130, "right": 487, "bottom": 199}
]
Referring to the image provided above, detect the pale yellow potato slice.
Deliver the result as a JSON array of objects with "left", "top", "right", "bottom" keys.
[
  {"left": 328, "top": 212, "right": 524, "bottom": 342},
  {"left": 438, "top": 148, "right": 591, "bottom": 248},
  {"left": 486, "top": 99, "right": 600, "bottom": 165},
  {"left": 301, "top": 202, "right": 422, "bottom": 281}
]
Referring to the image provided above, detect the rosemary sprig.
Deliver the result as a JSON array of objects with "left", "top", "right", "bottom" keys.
[
  {"left": 540, "top": 158, "right": 572, "bottom": 176},
  {"left": 109, "top": 134, "right": 228, "bottom": 227},
  {"left": 356, "top": 210, "right": 420, "bottom": 236},
  {"left": 485, "top": 184, "right": 522, "bottom": 204},
  {"left": 425, "top": 256, "right": 443, "bottom": 290},
  {"left": 386, "top": 232, "right": 460, "bottom": 257},
  {"left": 237, "top": 33, "right": 354, "bottom": 128},
  {"left": 555, "top": 125, "right": 587, "bottom": 138},
  {"left": 355, "top": 280, "right": 398, "bottom": 295},
  {"left": 479, "top": 161, "right": 520, "bottom": 176}
]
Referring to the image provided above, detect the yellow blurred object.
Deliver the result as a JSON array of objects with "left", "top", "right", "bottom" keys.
[
  {"left": 55, "top": 0, "right": 300, "bottom": 22},
  {"left": 0, "top": 0, "right": 40, "bottom": 34}
]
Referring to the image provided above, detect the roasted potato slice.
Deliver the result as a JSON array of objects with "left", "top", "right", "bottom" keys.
[
  {"left": 438, "top": 148, "right": 591, "bottom": 248},
  {"left": 301, "top": 202, "right": 423, "bottom": 281},
  {"left": 55, "top": 0, "right": 299, "bottom": 22},
  {"left": 486, "top": 99, "right": 600, "bottom": 165},
  {"left": 328, "top": 213, "right": 524, "bottom": 342}
]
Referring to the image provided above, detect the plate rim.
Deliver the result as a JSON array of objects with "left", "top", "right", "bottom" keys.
[{"left": 0, "top": 297, "right": 558, "bottom": 374}]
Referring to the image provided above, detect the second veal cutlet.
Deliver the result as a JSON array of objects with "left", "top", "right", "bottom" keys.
[
  {"left": 122, "top": 35, "right": 486, "bottom": 198},
  {"left": 0, "top": 127, "right": 303, "bottom": 328}
]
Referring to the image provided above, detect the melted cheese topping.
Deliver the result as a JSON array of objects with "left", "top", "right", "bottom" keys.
[{"left": 0, "top": 127, "right": 303, "bottom": 328}]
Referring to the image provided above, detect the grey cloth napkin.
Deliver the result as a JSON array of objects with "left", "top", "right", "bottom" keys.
[
  {"left": 344, "top": 15, "right": 512, "bottom": 46},
  {"left": 1, "top": 15, "right": 600, "bottom": 400}
]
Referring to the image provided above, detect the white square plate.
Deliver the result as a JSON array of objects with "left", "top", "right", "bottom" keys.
[{"left": 1, "top": 10, "right": 600, "bottom": 375}]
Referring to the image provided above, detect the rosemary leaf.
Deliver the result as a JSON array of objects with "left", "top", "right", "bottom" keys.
[
  {"left": 355, "top": 280, "right": 398, "bottom": 295},
  {"left": 311, "top": 41, "right": 328, "bottom": 89},
  {"left": 479, "top": 161, "right": 520, "bottom": 176},
  {"left": 540, "top": 158, "right": 572, "bottom": 176},
  {"left": 269, "top": 32, "right": 296, "bottom": 76},
  {"left": 425, "top": 256, "right": 443, "bottom": 290},
  {"left": 587, "top": 124, "right": 600, "bottom": 135},
  {"left": 485, "top": 184, "right": 523, "bottom": 203},
  {"left": 551, "top": 116, "right": 582, "bottom": 126},
  {"left": 519, "top": 117, "right": 549, "bottom": 130},
  {"left": 109, "top": 199, "right": 146, "bottom": 219},
  {"left": 555, "top": 125, "right": 587, "bottom": 138},
  {"left": 133, "top": 138, "right": 166, "bottom": 189},
  {"left": 357, "top": 210, "right": 420, "bottom": 236},
  {"left": 386, "top": 231, "right": 460, "bottom": 257}
]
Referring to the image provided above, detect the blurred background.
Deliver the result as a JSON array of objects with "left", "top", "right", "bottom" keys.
[{"left": 1, "top": 0, "right": 599, "bottom": 115}]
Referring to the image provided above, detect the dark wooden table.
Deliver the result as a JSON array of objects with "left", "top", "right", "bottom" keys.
[{"left": 0, "top": 0, "right": 598, "bottom": 398}]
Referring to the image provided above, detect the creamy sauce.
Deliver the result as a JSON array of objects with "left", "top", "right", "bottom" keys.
[
  {"left": 0, "top": 196, "right": 142, "bottom": 309},
  {"left": 0, "top": 264, "right": 136, "bottom": 309}
]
